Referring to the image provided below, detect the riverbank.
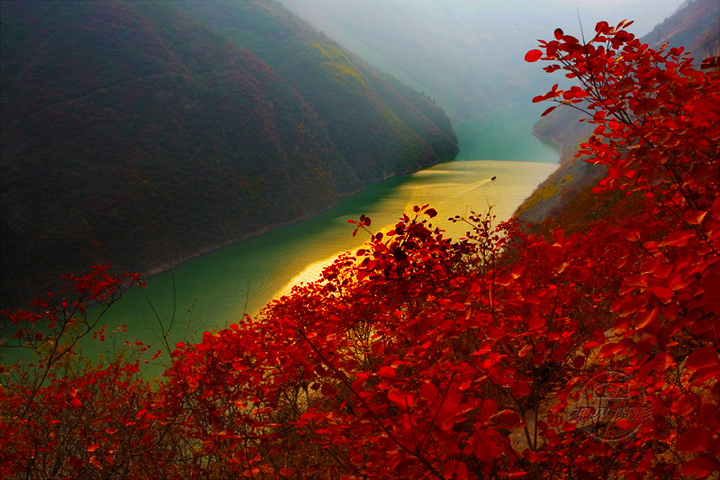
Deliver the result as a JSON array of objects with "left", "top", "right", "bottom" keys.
[
  {"left": 94, "top": 159, "right": 557, "bottom": 345},
  {"left": 140, "top": 152, "right": 462, "bottom": 282}
]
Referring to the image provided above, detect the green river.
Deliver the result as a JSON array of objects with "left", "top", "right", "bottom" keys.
[{"left": 70, "top": 109, "right": 560, "bottom": 368}]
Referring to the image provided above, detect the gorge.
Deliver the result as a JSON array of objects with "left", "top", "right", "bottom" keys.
[
  {"left": 91, "top": 124, "right": 558, "bottom": 356},
  {"left": 4, "top": 2, "right": 719, "bottom": 478}
]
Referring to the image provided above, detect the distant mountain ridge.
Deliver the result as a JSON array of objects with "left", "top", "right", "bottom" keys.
[
  {"left": 645, "top": 0, "right": 720, "bottom": 61},
  {"left": 0, "top": 0, "right": 458, "bottom": 309}
]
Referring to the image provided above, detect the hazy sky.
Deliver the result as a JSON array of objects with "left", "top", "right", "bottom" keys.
[
  {"left": 556, "top": 0, "right": 683, "bottom": 36},
  {"left": 285, "top": 0, "right": 684, "bottom": 38},
  {"left": 281, "top": 0, "right": 689, "bottom": 121}
]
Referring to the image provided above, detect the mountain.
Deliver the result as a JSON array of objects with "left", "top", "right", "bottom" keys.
[
  {"left": 645, "top": 0, "right": 720, "bottom": 61},
  {"left": 516, "top": 0, "right": 720, "bottom": 225},
  {"left": 174, "top": 0, "right": 458, "bottom": 182},
  {"left": 279, "top": 0, "right": 681, "bottom": 124},
  {"left": 0, "top": 0, "right": 458, "bottom": 309}
]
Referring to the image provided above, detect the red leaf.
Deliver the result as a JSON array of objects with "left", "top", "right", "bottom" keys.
[
  {"left": 523, "top": 448, "right": 545, "bottom": 463},
  {"left": 676, "top": 427, "right": 711, "bottom": 454},
  {"left": 352, "top": 373, "right": 368, "bottom": 391},
  {"left": 635, "top": 307, "right": 658, "bottom": 329},
  {"left": 496, "top": 273, "right": 515, "bottom": 286},
  {"left": 87, "top": 444, "right": 100, "bottom": 453},
  {"left": 658, "top": 230, "right": 694, "bottom": 247},
  {"left": 541, "top": 106, "right": 558, "bottom": 117},
  {"left": 615, "top": 294, "right": 649, "bottom": 316},
  {"left": 680, "top": 455, "right": 720, "bottom": 478},
  {"left": 71, "top": 398, "right": 82, "bottom": 408},
  {"left": 554, "top": 28, "right": 564, "bottom": 40},
  {"left": 525, "top": 49, "right": 543, "bottom": 62},
  {"left": 701, "top": 56, "right": 720, "bottom": 70},
  {"left": 442, "top": 460, "right": 468, "bottom": 480},
  {"left": 321, "top": 383, "right": 336, "bottom": 397},
  {"left": 635, "top": 97, "right": 659, "bottom": 116},
  {"left": 442, "top": 462, "right": 454, "bottom": 480},
  {"left": 616, "top": 418, "right": 635, "bottom": 430},
  {"left": 490, "top": 409, "right": 521, "bottom": 428},
  {"left": 420, "top": 382, "right": 438, "bottom": 403},
  {"left": 437, "top": 391, "right": 462, "bottom": 429},
  {"left": 682, "top": 210, "right": 708, "bottom": 225},
  {"left": 378, "top": 366, "right": 397, "bottom": 379},
  {"left": 455, "top": 461, "right": 468, "bottom": 480},
  {"left": 686, "top": 346, "right": 719, "bottom": 371},
  {"left": 616, "top": 76, "right": 635, "bottom": 93},
  {"left": 388, "top": 389, "right": 414, "bottom": 408},
  {"left": 473, "top": 429, "right": 504, "bottom": 461},
  {"left": 650, "top": 287, "right": 675, "bottom": 301},
  {"left": 648, "top": 260, "right": 673, "bottom": 280},
  {"left": 573, "top": 356, "right": 586, "bottom": 368},
  {"left": 529, "top": 314, "right": 546, "bottom": 330},
  {"left": 637, "top": 352, "right": 672, "bottom": 379},
  {"left": 478, "top": 398, "right": 499, "bottom": 424}
]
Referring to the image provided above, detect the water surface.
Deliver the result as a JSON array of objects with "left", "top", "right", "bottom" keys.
[{"left": 84, "top": 119, "right": 560, "bottom": 357}]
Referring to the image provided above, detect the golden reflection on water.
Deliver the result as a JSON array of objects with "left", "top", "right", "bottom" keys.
[
  {"left": 272, "top": 160, "right": 557, "bottom": 301},
  {"left": 70, "top": 158, "right": 558, "bottom": 374}
]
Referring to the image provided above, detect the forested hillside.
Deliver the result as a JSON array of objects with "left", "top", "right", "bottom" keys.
[
  {"left": 175, "top": 0, "right": 458, "bottom": 182},
  {"left": 0, "top": 0, "right": 457, "bottom": 309}
]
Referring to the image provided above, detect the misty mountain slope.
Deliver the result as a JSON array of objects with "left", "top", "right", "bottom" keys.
[
  {"left": 174, "top": 0, "right": 458, "bottom": 181},
  {"left": 279, "top": 0, "right": 681, "bottom": 124},
  {"left": 645, "top": 0, "right": 720, "bottom": 60},
  {"left": 0, "top": 0, "right": 457, "bottom": 309},
  {"left": 280, "top": 0, "right": 532, "bottom": 122}
]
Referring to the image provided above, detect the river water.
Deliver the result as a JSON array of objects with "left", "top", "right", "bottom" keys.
[{"left": 85, "top": 111, "right": 559, "bottom": 355}]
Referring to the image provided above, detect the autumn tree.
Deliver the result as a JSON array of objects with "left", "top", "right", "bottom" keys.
[
  {"left": 523, "top": 19, "right": 720, "bottom": 478},
  {"left": 0, "top": 267, "right": 184, "bottom": 478}
]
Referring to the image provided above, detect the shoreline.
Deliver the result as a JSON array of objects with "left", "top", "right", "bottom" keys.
[{"left": 136, "top": 152, "right": 462, "bottom": 284}]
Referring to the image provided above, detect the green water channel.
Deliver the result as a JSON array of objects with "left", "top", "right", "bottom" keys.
[{"left": 6, "top": 110, "right": 560, "bottom": 374}]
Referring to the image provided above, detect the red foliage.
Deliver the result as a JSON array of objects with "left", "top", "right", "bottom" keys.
[{"left": 2, "top": 20, "right": 719, "bottom": 479}]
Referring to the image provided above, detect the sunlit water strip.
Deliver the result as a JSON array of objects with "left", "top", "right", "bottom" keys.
[
  {"left": 85, "top": 159, "right": 557, "bottom": 358},
  {"left": 271, "top": 160, "right": 557, "bottom": 301},
  {"left": 4, "top": 113, "right": 560, "bottom": 375}
]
